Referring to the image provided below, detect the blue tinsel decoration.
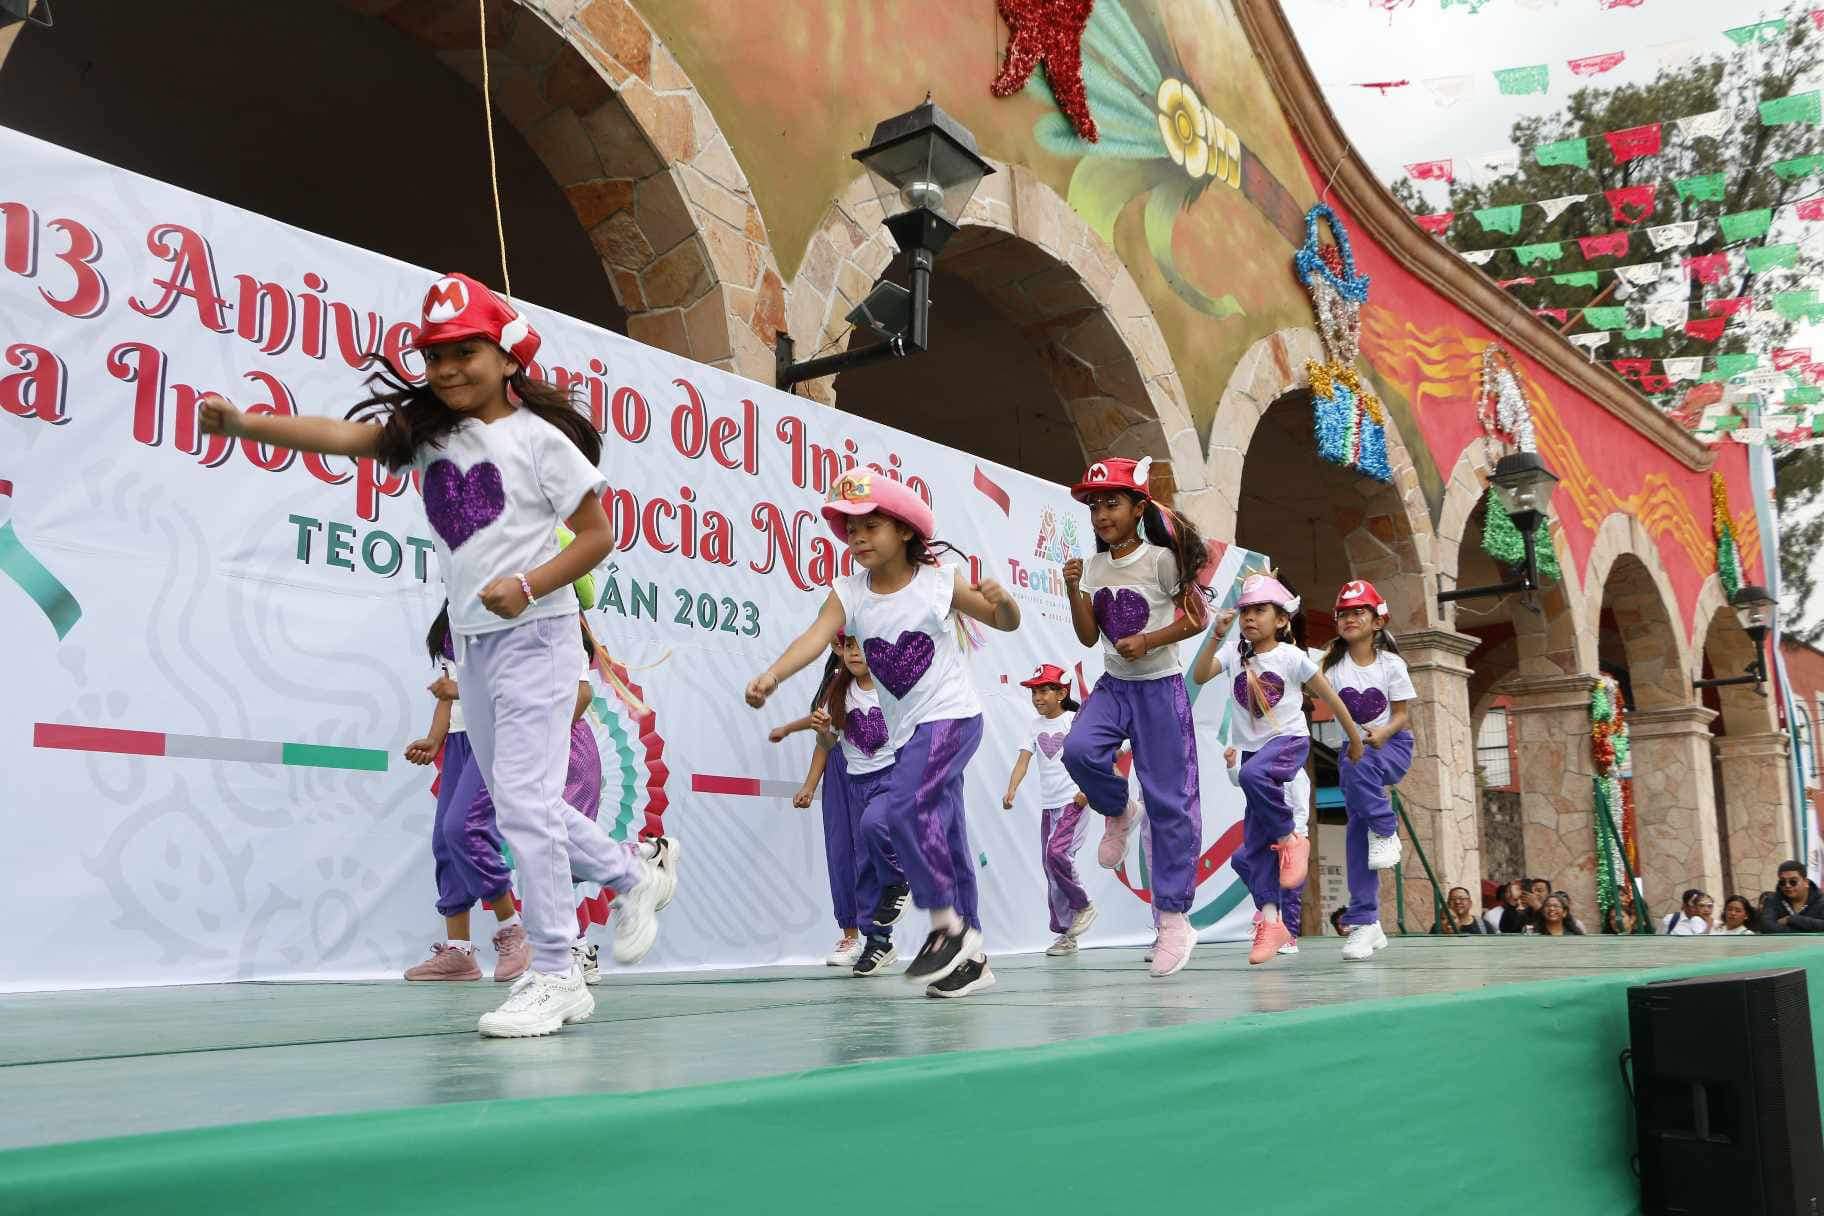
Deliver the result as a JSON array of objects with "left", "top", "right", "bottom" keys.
[
  {"left": 1293, "top": 204, "right": 1371, "bottom": 303},
  {"left": 1356, "top": 411, "right": 1391, "bottom": 482},
  {"left": 1314, "top": 385, "right": 1356, "bottom": 466}
]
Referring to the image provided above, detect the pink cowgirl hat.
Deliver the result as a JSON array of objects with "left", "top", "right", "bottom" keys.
[
  {"left": 820, "top": 469, "right": 935, "bottom": 543},
  {"left": 410, "top": 272, "right": 541, "bottom": 368},
  {"left": 1237, "top": 572, "right": 1301, "bottom": 614}
]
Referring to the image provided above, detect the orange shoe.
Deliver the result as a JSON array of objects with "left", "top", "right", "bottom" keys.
[
  {"left": 1248, "top": 917, "right": 1292, "bottom": 965},
  {"left": 1272, "top": 834, "right": 1310, "bottom": 890}
]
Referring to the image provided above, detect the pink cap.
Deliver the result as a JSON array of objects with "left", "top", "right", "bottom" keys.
[
  {"left": 820, "top": 469, "right": 935, "bottom": 543},
  {"left": 1237, "top": 573, "right": 1301, "bottom": 613}
]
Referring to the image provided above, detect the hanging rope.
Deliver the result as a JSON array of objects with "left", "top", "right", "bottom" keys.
[{"left": 478, "top": 0, "right": 512, "bottom": 297}]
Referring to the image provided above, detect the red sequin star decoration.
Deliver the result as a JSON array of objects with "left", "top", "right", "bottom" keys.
[{"left": 991, "top": 0, "right": 1098, "bottom": 143}]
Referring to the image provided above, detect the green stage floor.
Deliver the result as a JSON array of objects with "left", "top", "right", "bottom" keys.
[{"left": 5, "top": 934, "right": 1822, "bottom": 1214}]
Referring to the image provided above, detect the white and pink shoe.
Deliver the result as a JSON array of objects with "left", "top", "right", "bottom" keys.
[
  {"left": 1096, "top": 800, "right": 1146, "bottom": 870},
  {"left": 1149, "top": 912, "right": 1196, "bottom": 978}
]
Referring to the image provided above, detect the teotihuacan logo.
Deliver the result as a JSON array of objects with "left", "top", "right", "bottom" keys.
[{"left": 1032, "top": 507, "right": 1080, "bottom": 564}]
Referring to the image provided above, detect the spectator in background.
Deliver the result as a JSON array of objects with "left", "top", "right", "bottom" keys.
[
  {"left": 1552, "top": 890, "right": 1587, "bottom": 935},
  {"left": 1661, "top": 888, "right": 1707, "bottom": 935},
  {"left": 1432, "top": 886, "right": 1487, "bottom": 935},
  {"left": 1669, "top": 893, "right": 1714, "bottom": 935},
  {"left": 1714, "top": 895, "right": 1755, "bottom": 936},
  {"left": 1758, "top": 861, "right": 1824, "bottom": 933},
  {"left": 1509, "top": 877, "right": 1549, "bottom": 933},
  {"left": 1485, "top": 880, "right": 1522, "bottom": 934},
  {"left": 1530, "top": 893, "right": 1582, "bottom": 937},
  {"left": 1603, "top": 902, "right": 1638, "bottom": 935}
]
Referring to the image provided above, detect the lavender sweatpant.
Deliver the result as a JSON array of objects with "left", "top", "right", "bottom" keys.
[
  {"left": 1041, "top": 803, "right": 1092, "bottom": 934},
  {"left": 1339, "top": 730, "right": 1414, "bottom": 927},
  {"left": 459, "top": 615, "right": 641, "bottom": 974},
  {"left": 1235, "top": 735, "right": 1311, "bottom": 910},
  {"left": 822, "top": 748, "right": 897, "bottom": 931},
  {"left": 872, "top": 715, "right": 983, "bottom": 931},
  {"left": 1062, "top": 674, "right": 1201, "bottom": 914}
]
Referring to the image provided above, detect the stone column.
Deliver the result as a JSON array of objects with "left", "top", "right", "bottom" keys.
[
  {"left": 1713, "top": 731, "right": 1796, "bottom": 899},
  {"left": 1382, "top": 628, "right": 1483, "bottom": 932},
  {"left": 1504, "top": 673, "right": 1600, "bottom": 919},
  {"left": 1627, "top": 705, "right": 1723, "bottom": 911}
]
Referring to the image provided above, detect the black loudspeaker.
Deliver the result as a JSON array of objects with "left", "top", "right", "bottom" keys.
[{"left": 1628, "top": 968, "right": 1824, "bottom": 1215}]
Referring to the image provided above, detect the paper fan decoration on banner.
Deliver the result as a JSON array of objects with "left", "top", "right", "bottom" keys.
[{"left": 574, "top": 650, "right": 670, "bottom": 934}]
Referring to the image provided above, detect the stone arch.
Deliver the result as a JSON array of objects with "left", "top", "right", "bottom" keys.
[
  {"left": 784, "top": 163, "right": 1210, "bottom": 516},
  {"left": 1582, "top": 511, "right": 1693, "bottom": 710},
  {"left": 1688, "top": 572, "right": 1779, "bottom": 735}
]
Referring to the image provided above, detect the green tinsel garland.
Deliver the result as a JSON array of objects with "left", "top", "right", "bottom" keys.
[
  {"left": 1482, "top": 497, "right": 1562, "bottom": 580},
  {"left": 1717, "top": 528, "right": 1742, "bottom": 598},
  {"left": 1593, "top": 776, "right": 1621, "bottom": 916}
]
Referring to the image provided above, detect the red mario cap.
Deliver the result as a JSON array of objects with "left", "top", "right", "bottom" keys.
[
  {"left": 1020, "top": 663, "right": 1072, "bottom": 690},
  {"left": 1071, "top": 456, "right": 1154, "bottom": 504},
  {"left": 411, "top": 273, "right": 541, "bottom": 369},
  {"left": 1334, "top": 579, "right": 1389, "bottom": 619}
]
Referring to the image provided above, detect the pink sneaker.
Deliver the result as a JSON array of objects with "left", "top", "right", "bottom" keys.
[
  {"left": 1273, "top": 835, "right": 1310, "bottom": 890},
  {"left": 1248, "top": 918, "right": 1292, "bottom": 965},
  {"left": 404, "top": 943, "right": 482, "bottom": 982},
  {"left": 1096, "top": 801, "right": 1145, "bottom": 870},
  {"left": 1149, "top": 913, "right": 1196, "bottom": 978},
  {"left": 492, "top": 924, "right": 531, "bottom": 983}
]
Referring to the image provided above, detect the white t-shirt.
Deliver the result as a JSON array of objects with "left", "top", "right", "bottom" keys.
[
  {"left": 1667, "top": 914, "right": 1711, "bottom": 936},
  {"left": 1483, "top": 907, "right": 1507, "bottom": 933},
  {"left": 1079, "top": 543, "right": 1183, "bottom": 681},
  {"left": 832, "top": 563, "right": 981, "bottom": 753},
  {"left": 1713, "top": 925, "right": 1754, "bottom": 936},
  {"left": 1226, "top": 756, "right": 1311, "bottom": 834},
  {"left": 835, "top": 681, "right": 894, "bottom": 776},
  {"left": 1323, "top": 649, "right": 1417, "bottom": 732},
  {"left": 413, "top": 408, "right": 607, "bottom": 637},
  {"left": 1216, "top": 641, "right": 1318, "bottom": 753},
  {"left": 1025, "top": 710, "right": 1078, "bottom": 808}
]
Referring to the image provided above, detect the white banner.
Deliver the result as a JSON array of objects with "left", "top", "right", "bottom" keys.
[{"left": 0, "top": 129, "right": 1283, "bottom": 992}]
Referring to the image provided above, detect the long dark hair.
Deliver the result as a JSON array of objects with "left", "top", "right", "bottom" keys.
[
  {"left": 1321, "top": 618, "right": 1405, "bottom": 674},
  {"left": 904, "top": 534, "right": 966, "bottom": 568},
  {"left": 1092, "top": 490, "right": 1212, "bottom": 604},
  {"left": 426, "top": 602, "right": 452, "bottom": 663},
  {"left": 350, "top": 351, "right": 601, "bottom": 471}
]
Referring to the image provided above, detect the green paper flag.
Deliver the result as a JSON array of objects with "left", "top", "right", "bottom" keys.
[
  {"left": 1761, "top": 91, "right": 1822, "bottom": 127},
  {"left": 1535, "top": 138, "right": 1589, "bottom": 169},
  {"left": 1775, "top": 291, "right": 1824, "bottom": 321},
  {"left": 1725, "top": 18, "right": 1788, "bottom": 46},
  {"left": 1623, "top": 325, "right": 1664, "bottom": 340},
  {"left": 1773, "top": 154, "right": 1824, "bottom": 181},
  {"left": 1553, "top": 271, "right": 1600, "bottom": 288},
  {"left": 1714, "top": 354, "right": 1760, "bottom": 378},
  {"left": 1475, "top": 205, "right": 1525, "bottom": 235},
  {"left": 1583, "top": 306, "right": 1628, "bottom": 328},
  {"left": 1514, "top": 242, "right": 1565, "bottom": 266},
  {"left": 1786, "top": 387, "right": 1824, "bottom": 406},
  {"left": 1712, "top": 413, "right": 1745, "bottom": 432},
  {"left": 1494, "top": 65, "right": 1550, "bottom": 96},
  {"left": 1674, "top": 173, "right": 1727, "bottom": 202},
  {"left": 1748, "top": 243, "right": 1799, "bottom": 271},
  {"left": 1720, "top": 209, "right": 1774, "bottom": 241}
]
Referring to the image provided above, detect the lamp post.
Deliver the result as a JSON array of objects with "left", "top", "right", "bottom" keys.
[
  {"left": 1437, "top": 451, "right": 1561, "bottom": 607},
  {"left": 1693, "top": 584, "right": 1777, "bottom": 694},
  {"left": 775, "top": 96, "right": 993, "bottom": 390}
]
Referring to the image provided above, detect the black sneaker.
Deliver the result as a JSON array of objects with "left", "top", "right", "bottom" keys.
[
  {"left": 903, "top": 926, "right": 982, "bottom": 983},
  {"left": 926, "top": 955, "right": 996, "bottom": 999},
  {"left": 872, "top": 882, "right": 911, "bottom": 928},
  {"left": 851, "top": 936, "right": 897, "bottom": 977}
]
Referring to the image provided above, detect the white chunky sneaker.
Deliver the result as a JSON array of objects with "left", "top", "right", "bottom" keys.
[
  {"left": 1277, "top": 941, "right": 1300, "bottom": 956},
  {"left": 1342, "top": 921, "right": 1388, "bottom": 961},
  {"left": 649, "top": 836, "right": 681, "bottom": 909},
  {"left": 1367, "top": 831, "right": 1402, "bottom": 871},
  {"left": 1045, "top": 934, "right": 1078, "bottom": 956},
  {"left": 573, "top": 941, "right": 602, "bottom": 985},
  {"left": 611, "top": 857, "right": 663, "bottom": 965},
  {"left": 477, "top": 965, "right": 594, "bottom": 1037},
  {"left": 825, "top": 936, "right": 864, "bottom": 967}
]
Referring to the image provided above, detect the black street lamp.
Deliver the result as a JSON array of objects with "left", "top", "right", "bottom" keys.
[
  {"left": 776, "top": 96, "right": 993, "bottom": 390},
  {"left": 1693, "top": 584, "right": 1777, "bottom": 694},
  {"left": 1438, "top": 451, "right": 1561, "bottom": 606}
]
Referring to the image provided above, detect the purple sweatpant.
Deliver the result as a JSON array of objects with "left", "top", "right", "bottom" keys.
[
  {"left": 1339, "top": 730, "right": 1414, "bottom": 926},
  {"left": 432, "top": 731, "right": 512, "bottom": 917},
  {"left": 822, "top": 748, "right": 897, "bottom": 931},
  {"left": 1230, "top": 839, "right": 1303, "bottom": 937},
  {"left": 1236, "top": 735, "right": 1310, "bottom": 910},
  {"left": 872, "top": 715, "right": 983, "bottom": 931},
  {"left": 458, "top": 616, "right": 641, "bottom": 974},
  {"left": 1041, "top": 803, "right": 1092, "bottom": 934},
  {"left": 1062, "top": 674, "right": 1200, "bottom": 914}
]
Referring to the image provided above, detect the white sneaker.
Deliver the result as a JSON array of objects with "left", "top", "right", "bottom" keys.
[
  {"left": 1367, "top": 831, "right": 1401, "bottom": 871},
  {"left": 573, "top": 941, "right": 602, "bottom": 985},
  {"left": 649, "top": 835, "right": 681, "bottom": 909},
  {"left": 1045, "top": 934, "right": 1078, "bottom": 956},
  {"left": 825, "top": 936, "right": 864, "bottom": 967},
  {"left": 1277, "top": 941, "right": 1299, "bottom": 956},
  {"left": 477, "top": 965, "right": 594, "bottom": 1037},
  {"left": 611, "top": 857, "right": 663, "bottom": 964},
  {"left": 1066, "top": 903, "right": 1098, "bottom": 939},
  {"left": 1342, "top": 921, "right": 1387, "bottom": 961}
]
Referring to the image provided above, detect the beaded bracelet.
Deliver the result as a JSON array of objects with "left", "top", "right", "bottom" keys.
[{"left": 515, "top": 573, "right": 537, "bottom": 608}]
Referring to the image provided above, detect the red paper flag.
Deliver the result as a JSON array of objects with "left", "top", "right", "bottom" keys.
[
  {"left": 1706, "top": 296, "right": 1751, "bottom": 317},
  {"left": 1497, "top": 276, "right": 1538, "bottom": 288},
  {"left": 1605, "top": 124, "right": 1663, "bottom": 163},
  {"left": 1413, "top": 212, "right": 1455, "bottom": 235},
  {"left": 1683, "top": 382, "right": 1726, "bottom": 410},
  {"left": 1605, "top": 184, "right": 1658, "bottom": 225},
  {"left": 1612, "top": 358, "right": 1654, "bottom": 380},
  {"left": 1568, "top": 51, "right": 1627, "bottom": 77},
  {"left": 1684, "top": 253, "right": 1731, "bottom": 284},
  {"left": 1775, "top": 347, "right": 1812, "bottom": 370},
  {"left": 1355, "top": 80, "right": 1411, "bottom": 95},
  {"left": 1812, "top": 9, "right": 1824, "bottom": 30},
  {"left": 972, "top": 466, "right": 1011, "bottom": 515},
  {"left": 1534, "top": 307, "right": 1570, "bottom": 324},
  {"left": 1578, "top": 232, "right": 1632, "bottom": 260},
  {"left": 1684, "top": 316, "right": 1728, "bottom": 342},
  {"left": 1806, "top": 363, "right": 1824, "bottom": 386},
  {"left": 1796, "top": 198, "right": 1824, "bottom": 222},
  {"left": 1406, "top": 159, "right": 1454, "bottom": 183},
  {"left": 1638, "top": 373, "right": 1673, "bottom": 394}
]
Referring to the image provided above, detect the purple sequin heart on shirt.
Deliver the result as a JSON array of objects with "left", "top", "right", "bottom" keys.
[
  {"left": 1338, "top": 687, "right": 1389, "bottom": 725},
  {"left": 863, "top": 631, "right": 934, "bottom": 700},
  {"left": 423, "top": 459, "right": 505, "bottom": 551},
  {"left": 1036, "top": 731, "right": 1066, "bottom": 759},
  {"left": 844, "top": 707, "right": 888, "bottom": 757},
  {"left": 1092, "top": 587, "right": 1150, "bottom": 641},
  {"left": 1233, "top": 670, "right": 1286, "bottom": 714}
]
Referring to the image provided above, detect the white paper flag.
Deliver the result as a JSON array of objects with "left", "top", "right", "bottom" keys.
[
  {"left": 1735, "top": 427, "right": 1767, "bottom": 445},
  {"left": 1472, "top": 150, "right": 1520, "bottom": 178},
  {"left": 1745, "top": 369, "right": 1791, "bottom": 392},
  {"left": 1423, "top": 75, "right": 1475, "bottom": 107},
  {"left": 1569, "top": 331, "right": 1611, "bottom": 358},
  {"left": 1766, "top": 413, "right": 1800, "bottom": 432},
  {"left": 1645, "top": 300, "right": 1690, "bottom": 328},
  {"left": 1646, "top": 221, "right": 1699, "bottom": 252},
  {"left": 1663, "top": 357, "right": 1705, "bottom": 382},
  {"left": 1614, "top": 263, "right": 1665, "bottom": 288},
  {"left": 1536, "top": 194, "right": 1587, "bottom": 223},
  {"left": 1677, "top": 110, "right": 1731, "bottom": 141},
  {"left": 1461, "top": 249, "right": 1497, "bottom": 266}
]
